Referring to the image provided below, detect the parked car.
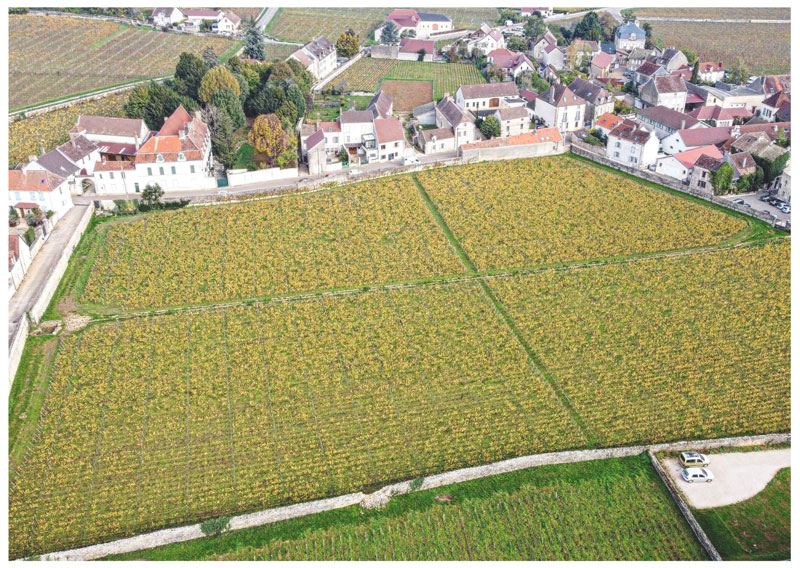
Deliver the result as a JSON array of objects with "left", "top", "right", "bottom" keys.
[
  {"left": 679, "top": 451, "right": 710, "bottom": 468},
  {"left": 217, "top": 189, "right": 229, "bottom": 197},
  {"left": 403, "top": 155, "right": 421, "bottom": 166},
  {"left": 348, "top": 169, "right": 363, "bottom": 177},
  {"left": 778, "top": 204, "right": 790, "bottom": 214},
  {"left": 681, "top": 467, "right": 714, "bottom": 483},
  {"left": 299, "top": 178, "right": 310, "bottom": 183},
  {"left": 732, "top": 198, "right": 745, "bottom": 205},
  {"left": 760, "top": 194, "right": 771, "bottom": 202}
]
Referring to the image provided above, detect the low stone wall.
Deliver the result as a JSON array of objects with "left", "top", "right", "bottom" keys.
[
  {"left": 570, "top": 145, "right": 781, "bottom": 227},
  {"left": 314, "top": 52, "right": 364, "bottom": 92},
  {"left": 226, "top": 167, "right": 299, "bottom": 187},
  {"left": 34, "top": 432, "right": 788, "bottom": 561},
  {"left": 8, "top": 317, "right": 30, "bottom": 388},
  {"left": 28, "top": 204, "right": 95, "bottom": 325},
  {"left": 460, "top": 141, "right": 568, "bottom": 161},
  {"left": 648, "top": 451, "right": 722, "bottom": 561}
]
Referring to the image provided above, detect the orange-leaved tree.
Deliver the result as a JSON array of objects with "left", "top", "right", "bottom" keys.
[{"left": 248, "top": 113, "right": 290, "bottom": 166}]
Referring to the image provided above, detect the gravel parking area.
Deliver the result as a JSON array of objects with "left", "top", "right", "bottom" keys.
[
  {"left": 663, "top": 448, "right": 790, "bottom": 509},
  {"left": 720, "top": 191, "right": 791, "bottom": 223}
]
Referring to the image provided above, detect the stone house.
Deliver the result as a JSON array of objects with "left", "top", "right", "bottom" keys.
[{"left": 639, "top": 75, "right": 688, "bottom": 112}]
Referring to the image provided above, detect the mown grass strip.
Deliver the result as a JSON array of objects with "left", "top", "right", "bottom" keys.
[{"left": 88, "top": 24, "right": 129, "bottom": 50}]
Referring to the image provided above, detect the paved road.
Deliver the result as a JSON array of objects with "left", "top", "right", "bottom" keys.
[
  {"left": 257, "top": 6, "right": 279, "bottom": 30},
  {"left": 545, "top": 8, "right": 622, "bottom": 23},
  {"left": 8, "top": 206, "right": 90, "bottom": 346},
  {"left": 73, "top": 152, "right": 460, "bottom": 204},
  {"left": 719, "top": 191, "right": 790, "bottom": 223},
  {"left": 664, "top": 449, "right": 790, "bottom": 509}
]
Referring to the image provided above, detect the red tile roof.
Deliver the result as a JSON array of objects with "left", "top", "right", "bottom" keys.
[
  {"left": 673, "top": 145, "right": 722, "bottom": 169},
  {"left": 135, "top": 106, "right": 208, "bottom": 163},
  {"left": 699, "top": 61, "right": 723, "bottom": 73},
  {"left": 94, "top": 161, "right": 136, "bottom": 171},
  {"left": 595, "top": 113, "right": 623, "bottom": 130},
  {"left": 9, "top": 169, "right": 65, "bottom": 192},
  {"left": 399, "top": 38, "right": 435, "bottom": 55},
  {"left": 676, "top": 126, "right": 733, "bottom": 147},
  {"left": 374, "top": 118, "right": 404, "bottom": 143},
  {"left": 319, "top": 121, "right": 341, "bottom": 133},
  {"left": 609, "top": 119, "right": 653, "bottom": 145},
  {"left": 158, "top": 105, "right": 192, "bottom": 136},
  {"left": 591, "top": 51, "right": 614, "bottom": 69}
]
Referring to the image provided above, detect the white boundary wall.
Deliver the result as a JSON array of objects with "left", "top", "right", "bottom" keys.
[{"left": 227, "top": 167, "right": 299, "bottom": 187}]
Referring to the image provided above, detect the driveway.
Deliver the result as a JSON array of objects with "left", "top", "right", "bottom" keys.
[
  {"left": 719, "top": 191, "right": 790, "bottom": 223},
  {"left": 663, "top": 448, "right": 790, "bottom": 509},
  {"left": 8, "top": 206, "right": 90, "bottom": 346}
]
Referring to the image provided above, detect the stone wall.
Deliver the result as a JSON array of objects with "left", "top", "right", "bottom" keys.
[
  {"left": 8, "top": 317, "right": 29, "bottom": 388},
  {"left": 314, "top": 52, "right": 364, "bottom": 92},
  {"left": 460, "top": 141, "right": 568, "bottom": 161}
]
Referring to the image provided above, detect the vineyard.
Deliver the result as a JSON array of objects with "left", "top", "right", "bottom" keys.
[
  {"left": 431, "top": 8, "right": 500, "bottom": 29},
  {"left": 265, "top": 7, "right": 390, "bottom": 43},
  {"left": 9, "top": 92, "right": 129, "bottom": 166},
  {"left": 81, "top": 177, "right": 465, "bottom": 311},
  {"left": 645, "top": 21, "right": 790, "bottom": 76},
  {"left": 9, "top": 14, "right": 237, "bottom": 110},
  {"left": 416, "top": 157, "right": 748, "bottom": 272},
  {"left": 628, "top": 7, "right": 790, "bottom": 19},
  {"left": 9, "top": 155, "right": 790, "bottom": 559},
  {"left": 378, "top": 80, "right": 434, "bottom": 112},
  {"left": 335, "top": 58, "right": 486, "bottom": 99},
  {"left": 261, "top": 43, "right": 298, "bottom": 62}
]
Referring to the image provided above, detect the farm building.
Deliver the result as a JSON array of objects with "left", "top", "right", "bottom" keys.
[{"left": 373, "top": 9, "right": 453, "bottom": 41}]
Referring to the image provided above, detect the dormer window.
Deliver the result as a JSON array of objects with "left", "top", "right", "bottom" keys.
[
  {"left": 178, "top": 152, "right": 186, "bottom": 161},
  {"left": 156, "top": 154, "right": 164, "bottom": 162}
]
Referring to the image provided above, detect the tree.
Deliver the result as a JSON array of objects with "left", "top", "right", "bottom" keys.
[
  {"left": 683, "top": 49, "right": 697, "bottom": 66},
  {"left": 285, "top": 58, "right": 313, "bottom": 93},
  {"left": 336, "top": 29, "right": 360, "bottom": 58},
  {"left": 275, "top": 99, "right": 298, "bottom": 130},
  {"left": 524, "top": 17, "right": 546, "bottom": 41},
  {"left": 202, "top": 46, "right": 219, "bottom": 69},
  {"left": 199, "top": 66, "right": 241, "bottom": 104},
  {"left": 9, "top": 206, "right": 19, "bottom": 227},
  {"left": 268, "top": 61, "right": 295, "bottom": 83},
  {"left": 417, "top": 48, "right": 427, "bottom": 62},
  {"left": 690, "top": 60, "right": 700, "bottom": 83},
  {"left": 286, "top": 84, "right": 307, "bottom": 119},
  {"left": 174, "top": 52, "right": 207, "bottom": 100},
  {"left": 212, "top": 87, "right": 246, "bottom": 129},
  {"left": 643, "top": 22, "right": 654, "bottom": 49},
  {"left": 204, "top": 106, "right": 238, "bottom": 169},
  {"left": 517, "top": 70, "right": 550, "bottom": 93},
  {"left": 242, "top": 19, "right": 266, "bottom": 60},
  {"left": 728, "top": 57, "right": 749, "bottom": 85},
  {"left": 710, "top": 162, "right": 734, "bottom": 194},
  {"left": 234, "top": 73, "right": 250, "bottom": 105},
  {"left": 141, "top": 183, "right": 164, "bottom": 208},
  {"left": 572, "top": 12, "right": 603, "bottom": 42},
  {"left": 248, "top": 114, "right": 290, "bottom": 165},
  {"left": 479, "top": 115, "right": 501, "bottom": 138},
  {"left": 246, "top": 83, "right": 286, "bottom": 116},
  {"left": 380, "top": 21, "right": 399, "bottom": 44},
  {"left": 487, "top": 64, "right": 506, "bottom": 83},
  {"left": 506, "top": 36, "right": 527, "bottom": 52},
  {"left": 124, "top": 84, "right": 152, "bottom": 119},
  {"left": 126, "top": 82, "right": 196, "bottom": 130},
  {"left": 754, "top": 151, "right": 791, "bottom": 185}
]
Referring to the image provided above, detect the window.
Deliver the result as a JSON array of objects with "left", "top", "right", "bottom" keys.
[
  {"left": 156, "top": 154, "right": 164, "bottom": 162},
  {"left": 109, "top": 172, "right": 115, "bottom": 179},
  {"left": 121, "top": 172, "right": 125, "bottom": 179},
  {"left": 135, "top": 183, "right": 140, "bottom": 193},
  {"left": 147, "top": 167, "right": 153, "bottom": 176},
  {"left": 98, "top": 173, "right": 103, "bottom": 179},
  {"left": 178, "top": 153, "right": 186, "bottom": 161},
  {"left": 171, "top": 166, "right": 176, "bottom": 175},
  {"left": 615, "top": 141, "right": 621, "bottom": 148},
  {"left": 614, "top": 151, "right": 620, "bottom": 158},
  {"left": 15, "top": 191, "right": 21, "bottom": 201},
  {"left": 39, "top": 191, "right": 45, "bottom": 201},
  {"left": 190, "top": 165, "right": 195, "bottom": 174},
  {"left": 699, "top": 180, "right": 706, "bottom": 188},
  {"left": 159, "top": 167, "right": 164, "bottom": 176}
]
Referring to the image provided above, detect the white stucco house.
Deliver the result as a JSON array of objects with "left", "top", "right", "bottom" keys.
[
  {"left": 606, "top": 119, "right": 659, "bottom": 169},
  {"left": 456, "top": 82, "right": 521, "bottom": 112},
  {"left": 466, "top": 24, "right": 506, "bottom": 56},
  {"left": 151, "top": 7, "right": 183, "bottom": 27},
  {"left": 9, "top": 166, "right": 74, "bottom": 222},
  {"left": 290, "top": 37, "right": 337, "bottom": 80},
  {"left": 533, "top": 84, "right": 586, "bottom": 134},
  {"left": 614, "top": 21, "right": 646, "bottom": 51},
  {"left": 654, "top": 145, "right": 723, "bottom": 182}
]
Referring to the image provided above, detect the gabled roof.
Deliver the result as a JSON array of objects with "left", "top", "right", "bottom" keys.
[
  {"left": 670, "top": 67, "right": 692, "bottom": 81},
  {"left": 637, "top": 106, "right": 700, "bottom": 130},
  {"left": 591, "top": 51, "right": 614, "bottom": 69},
  {"left": 693, "top": 153, "right": 723, "bottom": 171},
  {"left": 158, "top": 105, "right": 192, "bottom": 136},
  {"left": 305, "top": 128, "right": 325, "bottom": 151},
  {"left": 152, "top": 7, "right": 181, "bottom": 18},
  {"left": 497, "top": 106, "right": 529, "bottom": 121},
  {"left": 182, "top": 9, "right": 221, "bottom": 18},
  {"left": 652, "top": 75, "right": 687, "bottom": 94},
  {"left": 676, "top": 127, "right": 732, "bottom": 148},
  {"left": 93, "top": 160, "right": 135, "bottom": 172},
  {"left": 762, "top": 90, "right": 790, "bottom": 109},
  {"left": 399, "top": 37, "right": 435, "bottom": 55},
  {"left": 418, "top": 12, "right": 451, "bottom": 22},
  {"left": 728, "top": 151, "right": 757, "bottom": 175},
  {"left": 9, "top": 169, "right": 66, "bottom": 192},
  {"left": 595, "top": 113, "right": 623, "bottom": 131},
  {"left": 688, "top": 105, "right": 752, "bottom": 123},
  {"left": 223, "top": 10, "right": 241, "bottom": 25},
  {"left": 36, "top": 149, "right": 80, "bottom": 178},
  {"left": 72, "top": 115, "right": 147, "bottom": 139},
  {"left": 628, "top": 47, "right": 652, "bottom": 61},
  {"left": 568, "top": 77, "right": 613, "bottom": 105},
  {"left": 318, "top": 120, "right": 341, "bottom": 133},
  {"left": 673, "top": 145, "right": 722, "bottom": 169},
  {"left": 57, "top": 135, "right": 98, "bottom": 162},
  {"left": 369, "top": 91, "right": 393, "bottom": 119},
  {"left": 699, "top": 61, "right": 723, "bottom": 73},
  {"left": 340, "top": 110, "right": 374, "bottom": 124},
  {"left": 609, "top": 119, "right": 653, "bottom": 145},
  {"left": 635, "top": 61, "right": 664, "bottom": 78},
  {"left": 737, "top": 121, "right": 791, "bottom": 140},
  {"left": 537, "top": 84, "right": 585, "bottom": 108},
  {"left": 374, "top": 118, "right": 404, "bottom": 143},
  {"left": 458, "top": 82, "right": 520, "bottom": 100},
  {"left": 135, "top": 106, "right": 208, "bottom": 163},
  {"left": 419, "top": 127, "right": 455, "bottom": 143},
  {"left": 488, "top": 49, "right": 533, "bottom": 70},
  {"left": 615, "top": 21, "right": 645, "bottom": 40},
  {"left": 437, "top": 96, "right": 472, "bottom": 127}
]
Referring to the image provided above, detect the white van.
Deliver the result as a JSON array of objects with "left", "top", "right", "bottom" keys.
[{"left": 403, "top": 155, "right": 421, "bottom": 166}]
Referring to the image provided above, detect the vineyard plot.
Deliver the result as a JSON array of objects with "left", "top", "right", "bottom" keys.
[
  {"left": 10, "top": 281, "right": 586, "bottom": 557},
  {"left": 489, "top": 240, "right": 790, "bottom": 446},
  {"left": 82, "top": 177, "right": 465, "bottom": 310},
  {"left": 417, "top": 157, "right": 747, "bottom": 272}
]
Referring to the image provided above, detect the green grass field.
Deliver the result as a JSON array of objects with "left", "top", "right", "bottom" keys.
[
  {"left": 694, "top": 468, "right": 790, "bottom": 560},
  {"left": 9, "top": 156, "right": 789, "bottom": 558},
  {"left": 110, "top": 456, "right": 707, "bottom": 560}
]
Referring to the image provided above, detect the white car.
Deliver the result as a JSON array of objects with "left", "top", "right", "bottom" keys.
[
  {"left": 681, "top": 467, "right": 714, "bottom": 483},
  {"left": 348, "top": 169, "right": 363, "bottom": 177},
  {"left": 403, "top": 155, "right": 421, "bottom": 166}
]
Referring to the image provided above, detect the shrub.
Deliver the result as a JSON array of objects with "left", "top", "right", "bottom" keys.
[{"left": 200, "top": 516, "right": 230, "bottom": 537}]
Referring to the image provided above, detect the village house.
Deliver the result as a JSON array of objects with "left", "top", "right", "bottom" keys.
[
  {"left": 697, "top": 62, "right": 725, "bottom": 84},
  {"left": 532, "top": 29, "right": 558, "bottom": 62},
  {"left": 309, "top": 110, "right": 407, "bottom": 164},
  {"left": 373, "top": 9, "right": 453, "bottom": 41},
  {"left": 774, "top": 158, "right": 791, "bottom": 202},
  {"left": 181, "top": 9, "right": 240, "bottom": 33},
  {"left": 70, "top": 115, "right": 150, "bottom": 162},
  {"left": 626, "top": 47, "right": 654, "bottom": 72},
  {"left": 416, "top": 127, "right": 456, "bottom": 155},
  {"left": 151, "top": 7, "right": 183, "bottom": 27},
  {"left": 757, "top": 91, "right": 791, "bottom": 122},
  {"left": 340, "top": 110, "right": 378, "bottom": 161},
  {"left": 290, "top": 37, "right": 337, "bottom": 80},
  {"left": 494, "top": 106, "right": 530, "bottom": 137},
  {"left": 24, "top": 135, "right": 100, "bottom": 195},
  {"left": 374, "top": 118, "right": 406, "bottom": 161},
  {"left": 533, "top": 84, "right": 586, "bottom": 134},
  {"left": 568, "top": 77, "right": 615, "bottom": 127},
  {"left": 614, "top": 21, "right": 646, "bottom": 51},
  {"left": 590, "top": 51, "right": 615, "bottom": 80},
  {"left": 655, "top": 145, "right": 723, "bottom": 182},
  {"left": 435, "top": 95, "right": 480, "bottom": 148},
  {"left": 648, "top": 48, "right": 688, "bottom": 72},
  {"left": 368, "top": 91, "right": 393, "bottom": 119},
  {"left": 688, "top": 153, "right": 723, "bottom": 194},
  {"left": 748, "top": 74, "right": 791, "bottom": 97},
  {"left": 660, "top": 126, "right": 733, "bottom": 154},
  {"left": 486, "top": 49, "right": 535, "bottom": 80},
  {"left": 725, "top": 151, "right": 758, "bottom": 182},
  {"left": 569, "top": 39, "right": 601, "bottom": 66},
  {"left": 731, "top": 131, "right": 787, "bottom": 162},
  {"left": 594, "top": 112, "right": 624, "bottom": 137},
  {"left": 639, "top": 75, "right": 688, "bottom": 112},
  {"left": 606, "top": 118, "right": 659, "bottom": 169},
  {"left": 303, "top": 129, "right": 327, "bottom": 175},
  {"left": 456, "top": 82, "right": 521, "bottom": 111},
  {"left": 8, "top": 233, "right": 33, "bottom": 296},
  {"left": 541, "top": 43, "right": 565, "bottom": 71},
  {"left": 467, "top": 24, "right": 505, "bottom": 56},
  {"left": 213, "top": 11, "right": 241, "bottom": 34},
  {"left": 520, "top": 7, "right": 554, "bottom": 18},
  {"left": 634, "top": 61, "right": 667, "bottom": 86},
  {"left": 636, "top": 105, "right": 704, "bottom": 139},
  {"left": 9, "top": 166, "right": 74, "bottom": 221},
  {"left": 688, "top": 105, "right": 753, "bottom": 127}
]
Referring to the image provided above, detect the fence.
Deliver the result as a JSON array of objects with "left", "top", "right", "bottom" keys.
[{"left": 570, "top": 144, "right": 783, "bottom": 227}]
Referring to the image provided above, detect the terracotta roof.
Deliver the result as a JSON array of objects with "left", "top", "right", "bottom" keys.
[
  {"left": 497, "top": 106, "right": 529, "bottom": 121},
  {"left": 677, "top": 127, "right": 733, "bottom": 148},
  {"left": 591, "top": 51, "right": 614, "bottom": 69},
  {"left": 637, "top": 106, "right": 700, "bottom": 130},
  {"left": 9, "top": 234, "right": 20, "bottom": 267},
  {"left": 94, "top": 161, "right": 136, "bottom": 171},
  {"left": 699, "top": 61, "right": 723, "bottom": 73},
  {"left": 223, "top": 10, "right": 241, "bottom": 25},
  {"left": 595, "top": 113, "right": 623, "bottom": 130},
  {"left": 9, "top": 169, "right": 65, "bottom": 192},
  {"left": 763, "top": 90, "right": 790, "bottom": 109},
  {"left": 688, "top": 105, "right": 752, "bottom": 123},
  {"left": 460, "top": 127, "right": 562, "bottom": 150},
  {"left": 458, "top": 82, "right": 519, "bottom": 100},
  {"left": 305, "top": 128, "right": 325, "bottom": 151},
  {"left": 399, "top": 38, "right": 435, "bottom": 55},
  {"left": 374, "top": 118, "right": 404, "bottom": 143},
  {"left": 652, "top": 75, "right": 687, "bottom": 94},
  {"left": 319, "top": 121, "right": 341, "bottom": 133},
  {"left": 72, "top": 115, "right": 147, "bottom": 138},
  {"left": 135, "top": 106, "right": 208, "bottom": 163},
  {"left": 609, "top": 119, "right": 653, "bottom": 145},
  {"left": 737, "top": 121, "right": 791, "bottom": 140},
  {"left": 670, "top": 67, "right": 692, "bottom": 81},
  {"left": 158, "top": 105, "right": 191, "bottom": 136},
  {"left": 673, "top": 145, "right": 723, "bottom": 169},
  {"left": 520, "top": 89, "right": 538, "bottom": 102},
  {"left": 14, "top": 202, "right": 40, "bottom": 209},
  {"left": 685, "top": 92, "right": 706, "bottom": 104},
  {"left": 488, "top": 49, "right": 533, "bottom": 71},
  {"left": 340, "top": 110, "right": 374, "bottom": 124}
]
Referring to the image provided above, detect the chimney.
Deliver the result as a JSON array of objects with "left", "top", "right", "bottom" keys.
[{"left": 680, "top": 119, "right": 685, "bottom": 130}]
